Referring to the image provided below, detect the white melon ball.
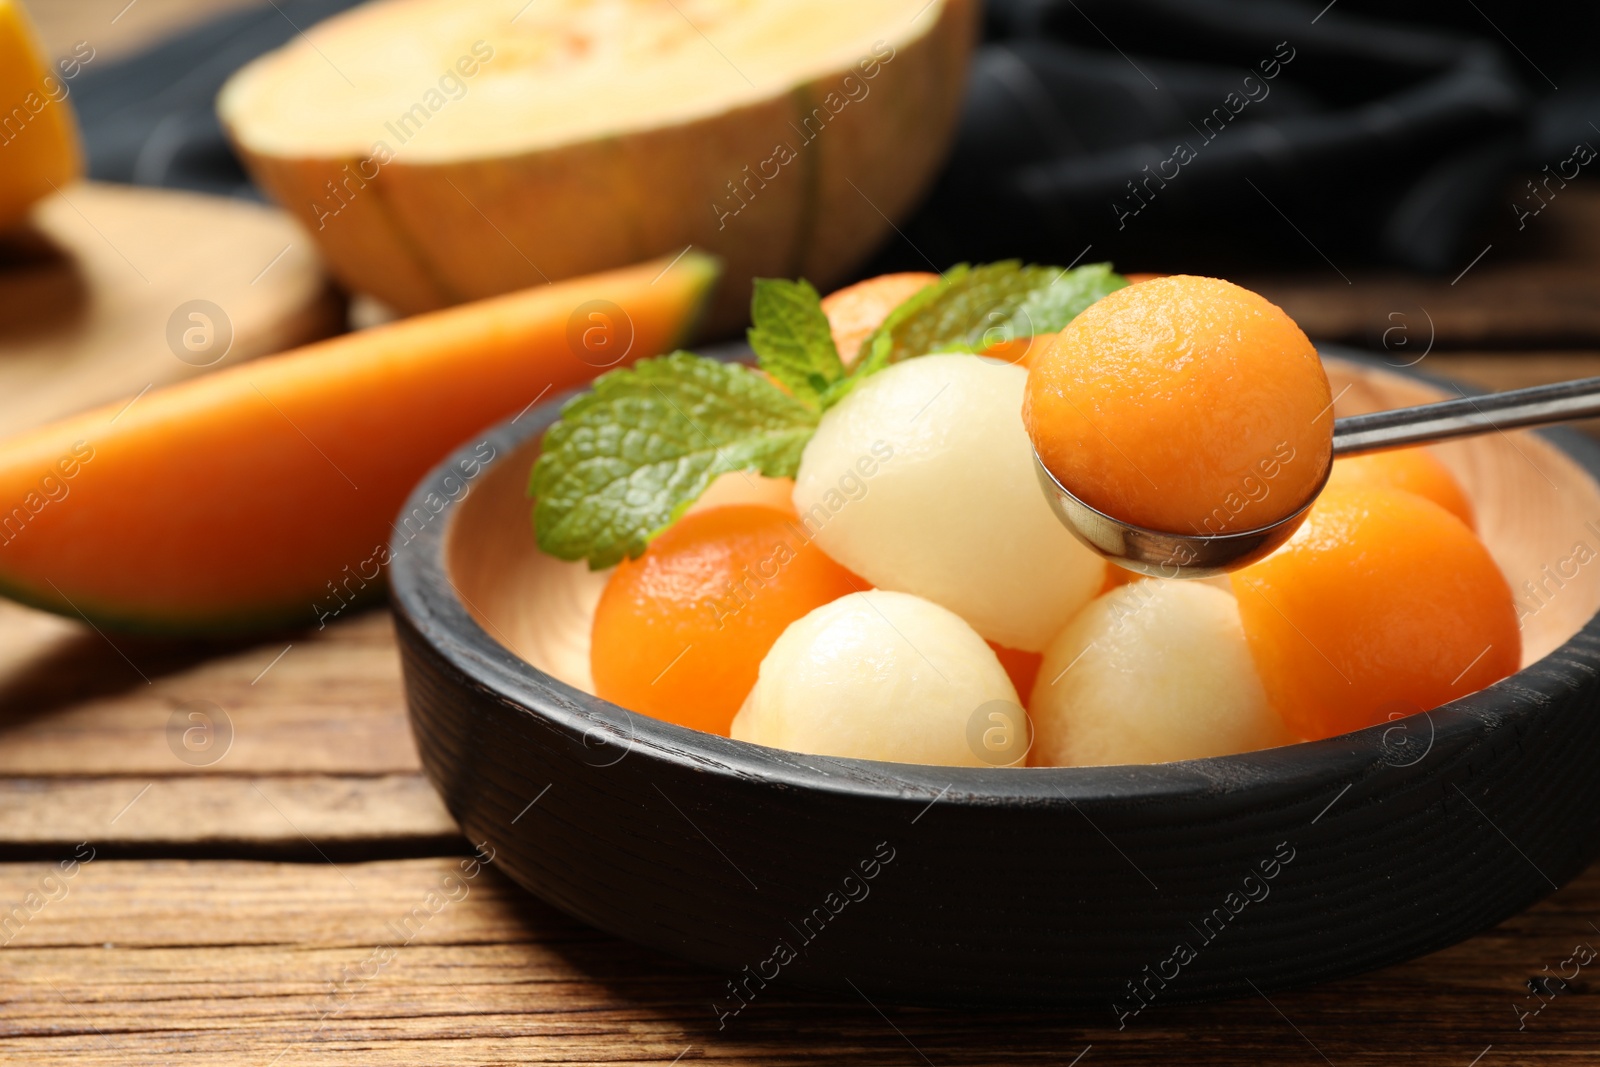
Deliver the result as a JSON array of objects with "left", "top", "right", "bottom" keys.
[
  {"left": 1030, "top": 581, "right": 1291, "bottom": 766},
  {"left": 731, "top": 590, "right": 1023, "bottom": 767},
  {"left": 792, "top": 354, "right": 1105, "bottom": 652}
]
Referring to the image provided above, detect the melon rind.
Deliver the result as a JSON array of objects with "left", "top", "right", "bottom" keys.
[{"left": 217, "top": 0, "right": 976, "bottom": 331}]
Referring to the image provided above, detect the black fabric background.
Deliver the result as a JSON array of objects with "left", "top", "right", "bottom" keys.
[{"left": 66, "top": 0, "right": 1600, "bottom": 279}]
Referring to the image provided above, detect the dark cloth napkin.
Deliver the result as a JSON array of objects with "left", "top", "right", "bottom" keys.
[
  {"left": 893, "top": 0, "right": 1535, "bottom": 275},
  {"left": 68, "top": 0, "right": 1596, "bottom": 278},
  {"left": 69, "top": 0, "right": 366, "bottom": 200}
]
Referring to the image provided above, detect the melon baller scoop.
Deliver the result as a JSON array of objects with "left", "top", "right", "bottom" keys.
[{"left": 1036, "top": 376, "right": 1600, "bottom": 579}]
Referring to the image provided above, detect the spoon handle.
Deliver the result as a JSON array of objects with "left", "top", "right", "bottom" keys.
[{"left": 1332, "top": 376, "right": 1600, "bottom": 456}]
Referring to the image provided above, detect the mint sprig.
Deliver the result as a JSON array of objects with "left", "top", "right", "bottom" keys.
[
  {"left": 529, "top": 354, "right": 818, "bottom": 568},
  {"left": 1009, "top": 263, "right": 1129, "bottom": 337},
  {"left": 746, "top": 278, "right": 845, "bottom": 409},
  {"left": 531, "top": 262, "right": 1127, "bottom": 566},
  {"left": 856, "top": 261, "right": 1128, "bottom": 375}
]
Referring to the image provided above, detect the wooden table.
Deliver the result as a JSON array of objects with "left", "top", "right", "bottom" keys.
[
  {"left": 4, "top": 601, "right": 1600, "bottom": 1067},
  {"left": 9, "top": 4, "right": 1600, "bottom": 1062}
]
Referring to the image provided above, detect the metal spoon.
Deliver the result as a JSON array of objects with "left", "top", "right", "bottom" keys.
[{"left": 1036, "top": 376, "right": 1600, "bottom": 579}]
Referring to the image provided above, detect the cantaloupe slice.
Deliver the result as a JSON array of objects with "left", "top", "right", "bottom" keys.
[
  {"left": 0, "top": 0, "right": 82, "bottom": 230},
  {"left": 0, "top": 252, "right": 718, "bottom": 634},
  {"left": 217, "top": 0, "right": 975, "bottom": 330}
]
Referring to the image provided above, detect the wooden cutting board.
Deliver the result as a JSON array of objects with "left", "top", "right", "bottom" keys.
[{"left": 0, "top": 181, "right": 344, "bottom": 437}]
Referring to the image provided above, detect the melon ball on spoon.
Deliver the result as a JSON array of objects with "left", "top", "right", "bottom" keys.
[
  {"left": 1029, "top": 580, "right": 1291, "bottom": 766},
  {"left": 732, "top": 590, "right": 1024, "bottom": 767},
  {"left": 793, "top": 354, "right": 1105, "bottom": 652},
  {"left": 1024, "top": 276, "right": 1333, "bottom": 537}
]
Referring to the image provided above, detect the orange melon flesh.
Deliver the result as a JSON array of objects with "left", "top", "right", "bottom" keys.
[
  {"left": 988, "top": 641, "right": 1042, "bottom": 706},
  {"left": 1024, "top": 276, "right": 1333, "bottom": 535},
  {"left": 1231, "top": 485, "right": 1519, "bottom": 740},
  {"left": 216, "top": 0, "right": 976, "bottom": 331},
  {"left": 0, "top": 0, "right": 83, "bottom": 229},
  {"left": 1325, "top": 447, "right": 1475, "bottom": 530},
  {"left": 0, "top": 252, "right": 718, "bottom": 633}
]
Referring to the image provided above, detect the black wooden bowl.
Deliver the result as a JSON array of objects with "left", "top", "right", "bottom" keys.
[{"left": 390, "top": 350, "right": 1600, "bottom": 1011}]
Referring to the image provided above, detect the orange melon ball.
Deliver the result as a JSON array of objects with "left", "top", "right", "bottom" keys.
[
  {"left": 988, "top": 641, "right": 1042, "bottom": 704},
  {"left": 1023, "top": 276, "right": 1333, "bottom": 535},
  {"left": 591, "top": 505, "right": 859, "bottom": 736},
  {"left": 1326, "top": 448, "right": 1474, "bottom": 529},
  {"left": 1230, "top": 485, "right": 1520, "bottom": 741},
  {"left": 820, "top": 272, "right": 938, "bottom": 366}
]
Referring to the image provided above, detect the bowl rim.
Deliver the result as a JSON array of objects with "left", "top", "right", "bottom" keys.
[{"left": 388, "top": 345, "right": 1600, "bottom": 807}]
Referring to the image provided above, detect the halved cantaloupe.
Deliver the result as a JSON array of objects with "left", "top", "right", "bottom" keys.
[
  {"left": 0, "top": 252, "right": 718, "bottom": 633},
  {"left": 216, "top": 0, "right": 975, "bottom": 331},
  {"left": 0, "top": 0, "right": 82, "bottom": 230}
]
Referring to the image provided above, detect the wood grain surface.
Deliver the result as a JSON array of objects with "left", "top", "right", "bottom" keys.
[
  {"left": 25, "top": 0, "right": 266, "bottom": 65},
  {"left": 0, "top": 182, "right": 344, "bottom": 437},
  {"left": 0, "top": 856, "right": 1595, "bottom": 1065},
  {"left": 0, "top": 603, "right": 455, "bottom": 852},
  {"left": 1240, "top": 187, "right": 1600, "bottom": 352}
]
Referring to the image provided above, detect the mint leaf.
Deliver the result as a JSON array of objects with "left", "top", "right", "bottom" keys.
[
  {"left": 1006, "top": 263, "right": 1127, "bottom": 335},
  {"left": 529, "top": 353, "right": 819, "bottom": 568},
  {"left": 528, "top": 262, "right": 1127, "bottom": 567},
  {"left": 856, "top": 261, "right": 1051, "bottom": 372},
  {"left": 747, "top": 277, "right": 845, "bottom": 409},
  {"left": 855, "top": 261, "right": 1127, "bottom": 376}
]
